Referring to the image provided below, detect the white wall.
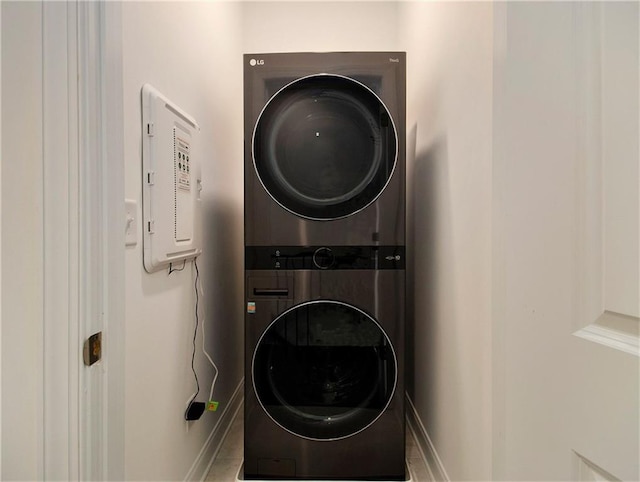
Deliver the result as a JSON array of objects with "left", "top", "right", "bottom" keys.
[
  {"left": 399, "top": 2, "right": 494, "bottom": 480},
  {"left": 1, "top": 3, "right": 44, "bottom": 479},
  {"left": 121, "top": 2, "right": 244, "bottom": 479},
  {"left": 242, "top": 1, "right": 399, "bottom": 53}
]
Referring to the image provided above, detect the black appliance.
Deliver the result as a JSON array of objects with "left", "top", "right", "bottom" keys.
[
  {"left": 244, "top": 52, "right": 406, "bottom": 481},
  {"left": 244, "top": 51, "right": 406, "bottom": 246}
]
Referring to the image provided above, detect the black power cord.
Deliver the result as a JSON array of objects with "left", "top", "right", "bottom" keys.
[
  {"left": 185, "top": 258, "right": 205, "bottom": 420},
  {"left": 168, "top": 259, "right": 187, "bottom": 275}
]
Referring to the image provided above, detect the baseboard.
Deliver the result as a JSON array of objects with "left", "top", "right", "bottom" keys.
[
  {"left": 184, "top": 378, "right": 244, "bottom": 482},
  {"left": 405, "top": 393, "right": 450, "bottom": 482}
]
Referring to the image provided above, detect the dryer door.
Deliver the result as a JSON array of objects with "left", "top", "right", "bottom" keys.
[
  {"left": 252, "top": 74, "right": 397, "bottom": 220},
  {"left": 252, "top": 300, "right": 397, "bottom": 441}
]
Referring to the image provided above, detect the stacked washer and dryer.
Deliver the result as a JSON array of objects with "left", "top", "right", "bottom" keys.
[{"left": 243, "top": 52, "right": 406, "bottom": 481}]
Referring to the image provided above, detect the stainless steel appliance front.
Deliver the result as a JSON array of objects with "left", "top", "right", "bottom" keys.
[
  {"left": 244, "top": 51, "right": 406, "bottom": 247},
  {"left": 244, "top": 267, "right": 405, "bottom": 480},
  {"left": 244, "top": 52, "right": 407, "bottom": 481}
]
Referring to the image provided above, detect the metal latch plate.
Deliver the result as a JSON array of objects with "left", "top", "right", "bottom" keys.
[{"left": 83, "top": 332, "right": 102, "bottom": 366}]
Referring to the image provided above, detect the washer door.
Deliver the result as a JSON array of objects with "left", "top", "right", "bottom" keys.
[
  {"left": 252, "top": 74, "right": 397, "bottom": 220},
  {"left": 252, "top": 300, "right": 397, "bottom": 441}
]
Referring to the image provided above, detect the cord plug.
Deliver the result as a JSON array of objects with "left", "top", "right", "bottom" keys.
[
  {"left": 207, "top": 401, "right": 219, "bottom": 412},
  {"left": 185, "top": 401, "right": 205, "bottom": 421}
]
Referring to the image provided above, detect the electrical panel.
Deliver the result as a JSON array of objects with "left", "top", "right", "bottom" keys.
[{"left": 141, "top": 84, "right": 202, "bottom": 273}]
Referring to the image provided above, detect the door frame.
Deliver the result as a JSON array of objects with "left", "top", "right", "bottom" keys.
[
  {"left": 42, "top": 2, "right": 80, "bottom": 478},
  {"left": 41, "top": 2, "right": 125, "bottom": 480}
]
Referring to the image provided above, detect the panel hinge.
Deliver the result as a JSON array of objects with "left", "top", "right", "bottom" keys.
[
  {"left": 147, "top": 122, "right": 155, "bottom": 137},
  {"left": 147, "top": 171, "right": 155, "bottom": 185},
  {"left": 83, "top": 332, "right": 102, "bottom": 366},
  {"left": 148, "top": 220, "right": 155, "bottom": 234}
]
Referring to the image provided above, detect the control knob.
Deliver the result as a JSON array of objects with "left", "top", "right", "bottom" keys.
[{"left": 313, "top": 247, "right": 335, "bottom": 270}]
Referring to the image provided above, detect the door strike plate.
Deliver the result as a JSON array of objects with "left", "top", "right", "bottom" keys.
[{"left": 83, "top": 332, "right": 102, "bottom": 366}]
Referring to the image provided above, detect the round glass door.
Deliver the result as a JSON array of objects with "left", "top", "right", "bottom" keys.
[
  {"left": 252, "top": 300, "right": 397, "bottom": 441},
  {"left": 252, "top": 75, "right": 397, "bottom": 220}
]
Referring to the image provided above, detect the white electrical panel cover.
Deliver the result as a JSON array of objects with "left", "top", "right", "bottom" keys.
[{"left": 141, "top": 84, "right": 202, "bottom": 273}]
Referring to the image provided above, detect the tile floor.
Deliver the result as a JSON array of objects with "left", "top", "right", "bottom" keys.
[{"left": 205, "top": 406, "right": 432, "bottom": 481}]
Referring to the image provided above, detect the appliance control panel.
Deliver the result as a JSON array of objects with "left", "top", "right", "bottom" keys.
[{"left": 245, "top": 246, "right": 405, "bottom": 270}]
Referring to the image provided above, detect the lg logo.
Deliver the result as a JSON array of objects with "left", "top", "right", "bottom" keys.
[{"left": 249, "top": 58, "right": 265, "bottom": 67}]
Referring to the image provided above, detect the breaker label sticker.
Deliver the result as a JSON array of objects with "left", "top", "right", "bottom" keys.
[{"left": 175, "top": 135, "right": 191, "bottom": 191}]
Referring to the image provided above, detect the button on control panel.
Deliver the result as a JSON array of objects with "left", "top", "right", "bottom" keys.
[{"left": 313, "top": 247, "right": 335, "bottom": 269}]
